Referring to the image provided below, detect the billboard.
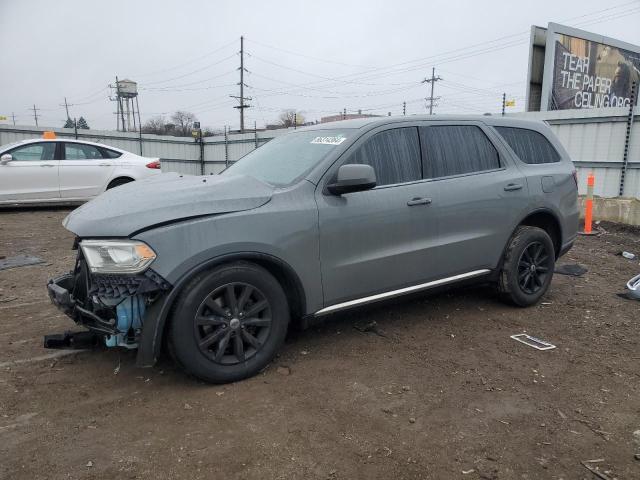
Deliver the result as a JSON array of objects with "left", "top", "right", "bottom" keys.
[{"left": 527, "top": 23, "right": 640, "bottom": 111}]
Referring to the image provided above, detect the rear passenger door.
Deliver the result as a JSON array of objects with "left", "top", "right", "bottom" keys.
[
  {"left": 59, "top": 142, "right": 116, "bottom": 199},
  {"left": 494, "top": 126, "right": 578, "bottom": 232},
  {"left": 317, "top": 126, "right": 439, "bottom": 307},
  {"left": 419, "top": 122, "right": 529, "bottom": 277}
]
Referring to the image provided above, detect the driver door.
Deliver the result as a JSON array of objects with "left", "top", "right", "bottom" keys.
[
  {"left": 0, "top": 141, "right": 59, "bottom": 202},
  {"left": 315, "top": 126, "right": 440, "bottom": 308}
]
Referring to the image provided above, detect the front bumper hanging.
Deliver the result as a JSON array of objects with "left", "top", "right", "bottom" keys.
[{"left": 47, "top": 250, "right": 171, "bottom": 348}]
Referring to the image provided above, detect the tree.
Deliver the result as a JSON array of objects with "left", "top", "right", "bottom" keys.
[
  {"left": 142, "top": 116, "right": 168, "bottom": 135},
  {"left": 278, "top": 109, "right": 305, "bottom": 128},
  {"left": 77, "top": 116, "right": 89, "bottom": 129},
  {"left": 170, "top": 110, "right": 197, "bottom": 136},
  {"left": 63, "top": 118, "right": 74, "bottom": 128},
  {"left": 141, "top": 112, "right": 201, "bottom": 137}
]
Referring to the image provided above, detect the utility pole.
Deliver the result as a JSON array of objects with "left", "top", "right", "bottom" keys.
[
  {"left": 115, "top": 76, "right": 126, "bottom": 132},
  {"left": 342, "top": 108, "right": 346, "bottom": 120},
  {"left": 231, "top": 36, "right": 251, "bottom": 133},
  {"left": 11, "top": 112, "right": 16, "bottom": 126},
  {"left": 502, "top": 93, "right": 506, "bottom": 116},
  {"left": 294, "top": 112, "right": 297, "bottom": 129},
  {"left": 30, "top": 104, "right": 39, "bottom": 127},
  {"left": 61, "top": 97, "right": 71, "bottom": 120},
  {"left": 136, "top": 96, "right": 143, "bottom": 155},
  {"left": 422, "top": 67, "right": 442, "bottom": 115},
  {"left": 619, "top": 81, "right": 637, "bottom": 197},
  {"left": 403, "top": 101, "right": 406, "bottom": 116}
]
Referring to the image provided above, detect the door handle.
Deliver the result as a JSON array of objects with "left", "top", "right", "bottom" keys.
[
  {"left": 98, "top": 163, "right": 111, "bottom": 167},
  {"left": 407, "top": 197, "right": 432, "bottom": 206},
  {"left": 40, "top": 164, "right": 55, "bottom": 167},
  {"left": 504, "top": 183, "right": 523, "bottom": 191}
]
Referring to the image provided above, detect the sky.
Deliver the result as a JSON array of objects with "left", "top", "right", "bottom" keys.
[{"left": 1, "top": 0, "right": 639, "bottom": 131}]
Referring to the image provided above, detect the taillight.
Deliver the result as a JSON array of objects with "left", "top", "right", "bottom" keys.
[
  {"left": 146, "top": 160, "right": 161, "bottom": 169},
  {"left": 572, "top": 170, "right": 578, "bottom": 187}
]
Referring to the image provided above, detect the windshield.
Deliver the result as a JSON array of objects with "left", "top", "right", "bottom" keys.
[{"left": 222, "top": 129, "right": 354, "bottom": 186}]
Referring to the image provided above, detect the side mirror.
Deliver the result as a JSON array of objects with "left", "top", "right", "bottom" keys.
[
  {"left": 0, "top": 153, "right": 12, "bottom": 165},
  {"left": 327, "top": 164, "right": 377, "bottom": 195}
]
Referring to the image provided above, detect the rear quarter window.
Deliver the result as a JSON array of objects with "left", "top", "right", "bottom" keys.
[
  {"left": 495, "top": 127, "right": 561, "bottom": 164},
  {"left": 100, "top": 147, "right": 123, "bottom": 158}
]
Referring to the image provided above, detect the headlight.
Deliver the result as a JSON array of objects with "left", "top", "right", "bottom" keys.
[{"left": 80, "top": 240, "right": 156, "bottom": 274}]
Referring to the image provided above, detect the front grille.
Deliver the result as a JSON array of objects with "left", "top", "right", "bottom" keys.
[{"left": 93, "top": 275, "right": 145, "bottom": 298}]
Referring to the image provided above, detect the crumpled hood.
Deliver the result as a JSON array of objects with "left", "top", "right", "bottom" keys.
[{"left": 64, "top": 173, "right": 273, "bottom": 237}]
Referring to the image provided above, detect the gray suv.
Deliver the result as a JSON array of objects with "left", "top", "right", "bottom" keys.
[{"left": 48, "top": 116, "right": 579, "bottom": 383}]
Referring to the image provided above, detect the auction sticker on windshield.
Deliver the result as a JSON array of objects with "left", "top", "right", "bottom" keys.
[{"left": 310, "top": 135, "right": 346, "bottom": 145}]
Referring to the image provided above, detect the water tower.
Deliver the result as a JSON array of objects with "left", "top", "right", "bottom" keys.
[{"left": 112, "top": 78, "right": 140, "bottom": 132}]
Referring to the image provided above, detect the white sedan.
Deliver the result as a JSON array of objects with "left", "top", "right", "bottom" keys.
[{"left": 0, "top": 136, "right": 162, "bottom": 205}]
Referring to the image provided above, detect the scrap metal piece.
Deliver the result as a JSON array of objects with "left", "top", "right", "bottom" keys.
[
  {"left": 627, "top": 273, "right": 640, "bottom": 300},
  {"left": 555, "top": 263, "right": 587, "bottom": 277},
  {"left": 0, "top": 255, "right": 44, "bottom": 271},
  {"left": 44, "top": 331, "right": 100, "bottom": 350},
  {"left": 510, "top": 333, "right": 556, "bottom": 350}
]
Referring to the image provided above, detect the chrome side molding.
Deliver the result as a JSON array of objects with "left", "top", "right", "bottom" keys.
[{"left": 314, "top": 269, "right": 491, "bottom": 316}]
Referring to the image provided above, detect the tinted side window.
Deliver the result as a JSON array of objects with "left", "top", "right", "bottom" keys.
[
  {"left": 100, "top": 147, "right": 123, "bottom": 159},
  {"left": 495, "top": 127, "right": 561, "bottom": 164},
  {"left": 8, "top": 142, "right": 56, "bottom": 161},
  {"left": 349, "top": 127, "right": 421, "bottom": 186},
  {"left": 419, "top": 125, "right": 500, "bottom": 179},
  {"left": 64, "top": 143, "right": 104, "bottom": 160}
]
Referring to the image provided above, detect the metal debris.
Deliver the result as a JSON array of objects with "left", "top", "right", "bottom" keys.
[
  {"left": 0, "top": 255, "right": 45, "bottom": 271},
  {"left": 510, "top": 334, "right": 556, "bottom": 351}
]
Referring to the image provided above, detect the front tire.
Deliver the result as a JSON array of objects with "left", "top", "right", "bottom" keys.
[
  {"left": 169, "top": 262, "right": 289, "bottom": 383},
  {"left": 498, "top": 226, "right": 555, "bottom": 307}
]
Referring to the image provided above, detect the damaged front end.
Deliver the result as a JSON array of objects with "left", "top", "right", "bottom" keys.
[{"left": 47, "top": 239, "right": 170, "bottom": 351}]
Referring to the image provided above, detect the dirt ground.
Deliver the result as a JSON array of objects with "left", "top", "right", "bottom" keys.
[{"left": 1, "top": 209, "right": 639, "bottom": 480}]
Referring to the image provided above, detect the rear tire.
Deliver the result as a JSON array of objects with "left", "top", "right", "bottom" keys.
[
  {"left": 107, "top": 177, "right": 133, "bottom": 189},
  {"left": 498, "top": 226, "right": 555, "bottom": 307},
  {"left": 169, "top": 262, "right": 289, "bottom": 383}
]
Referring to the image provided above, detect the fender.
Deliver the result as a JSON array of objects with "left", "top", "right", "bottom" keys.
[{"left": 136, "top": 252, "right": 306, "bottom": 367}]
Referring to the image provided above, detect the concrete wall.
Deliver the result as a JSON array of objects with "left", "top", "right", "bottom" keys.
[{"left": 578, "top": 196, "right": 640, "bottom": 226}]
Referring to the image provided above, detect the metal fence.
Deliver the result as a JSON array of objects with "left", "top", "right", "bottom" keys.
[
  {"left": 1, "top": 105, "right": 638, "bottom": 198},
  {"left": 0, "top": 124, "right": 288, "bottom": 175},
  {"left": 512, "top": 106, "right": 639, "bottom": 198}
]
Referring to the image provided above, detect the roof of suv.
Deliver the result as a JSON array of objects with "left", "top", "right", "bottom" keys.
[{"left": 303, "top": 114, "right": 548, "bottom": 131}]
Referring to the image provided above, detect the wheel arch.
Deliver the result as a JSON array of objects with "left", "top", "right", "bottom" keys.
[
  {"left": 136, "top": 252, "right": 306, "bottom": 367},
  {"left": 106, "top": 176, "right": 135, "bottom": 190},
  {"left": 517, "top": 209, "right": 562, "bottom": 258}
]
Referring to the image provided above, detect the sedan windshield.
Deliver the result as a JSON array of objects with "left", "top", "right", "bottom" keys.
[{"left": 222, "top": 129, "right": 354, "bottom": 186}]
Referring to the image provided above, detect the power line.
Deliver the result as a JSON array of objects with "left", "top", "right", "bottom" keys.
[
  {"left": 143, "top": 52, "right": 237, "bottom": 86},
  {"left": 133, "top": 38, "right": 238, "bottom": 78},
  {"left": 245, "top": 37, "right": 374, "bottom": 69},
  {"left": 239, "top": 0, "right": 640, "bottom": 99}
]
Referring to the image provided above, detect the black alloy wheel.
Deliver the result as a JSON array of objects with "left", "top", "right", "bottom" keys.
[
  {"left": 498, "top": 225, "right": 556, "bottom": 307},
  {"left": 517, "top": 241, "right": 552, "bottom": 295},
  {"left": 169, "top": 261, "right": 289, "bottom": 383},
  {"left": 194, "top": 282, "right": 272, "bottom": 365}
]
